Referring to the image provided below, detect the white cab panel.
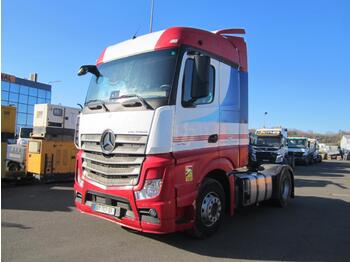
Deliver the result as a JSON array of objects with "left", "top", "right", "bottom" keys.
[
  {"left": 103, "top": 30, "right": 164, "bottom": 63},
  {"left": 146, "top": 106, "right": 174, "bottom": 154},
  {"left": 79, "top": 110, "right": 154, "bottom": 135}
]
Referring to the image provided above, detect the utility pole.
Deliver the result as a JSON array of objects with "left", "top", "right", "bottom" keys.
[{"left": 149, "top": 0, "right": 154, "bottom": 33}]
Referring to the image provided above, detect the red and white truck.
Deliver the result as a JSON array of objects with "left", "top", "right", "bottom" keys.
[{"left": 74, "top": 27, "right": 294, "bottom": 237}]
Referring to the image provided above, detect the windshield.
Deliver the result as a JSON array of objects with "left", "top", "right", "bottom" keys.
[
  {"left": 254, "top": 136, "right": 282, "bottom": 147},
  {"left": 85, "top": 49, "right": 178, "bottom": 106},
  {"left": 288, "top": 139, "right": 307, "bottom": 148}
]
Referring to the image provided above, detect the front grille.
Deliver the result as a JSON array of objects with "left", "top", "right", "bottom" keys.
[
  {"left": 292, "top": 152, "right": 304, "bottom": 157},
  {"left": 81, "top": 133, "right": 147, "bottom": 186},
  {"left": 256, "top": 151, "right": 277, "bottom": 161}
]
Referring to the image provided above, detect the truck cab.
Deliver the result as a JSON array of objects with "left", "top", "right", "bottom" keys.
[
  {"left": 250, "top": 128, "right": 292, "bottom": 167},
  {"left": 308, "top": 138, "right": 322, "bottom": 163},
  {"left": 74, "top": 27, "right": 294, "bottom": 237},
  {"left": 287, "top": 137, "right": 313, "bottom": 165}
]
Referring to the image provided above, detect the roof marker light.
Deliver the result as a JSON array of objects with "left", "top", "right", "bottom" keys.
[{"left": 169, "top": 39, "right": 178, "bottom": 44}]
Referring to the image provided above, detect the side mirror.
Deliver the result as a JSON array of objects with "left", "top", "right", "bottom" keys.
[
  {"left": 191, "top": 55, "right": 210, "bottom": 100},
  {"left": 77, "top": 65, "right": 101, "bottom": 78}
]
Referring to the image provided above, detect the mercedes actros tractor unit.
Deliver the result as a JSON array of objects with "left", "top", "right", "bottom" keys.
[{"left": 74, "top": 27, "right": 294, "bottom": 237}]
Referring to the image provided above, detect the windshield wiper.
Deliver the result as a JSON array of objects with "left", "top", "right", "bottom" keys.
[
  {"left": 85, "top": 99, "right": 109, "bottom": 112},
  {"left": 111, "top": 94, "right": 154, "bottom": 110}
]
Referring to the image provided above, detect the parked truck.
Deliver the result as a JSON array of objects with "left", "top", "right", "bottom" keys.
[
  {"left": 308, "top": 138, "right": 322, "bottom": 163},
  {"left": 287, "top": 137, "right": 314, "bottom": 165},
  {"left": 250, "top": 128, "right": 294, "bottom": 168},
  {"left": 74, "top": 27, "right": 294, "bottom": 237}
]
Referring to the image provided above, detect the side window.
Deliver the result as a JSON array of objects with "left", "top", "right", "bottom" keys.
[{"left": 182, "top": 58, "right": 215, "bottom": 106}]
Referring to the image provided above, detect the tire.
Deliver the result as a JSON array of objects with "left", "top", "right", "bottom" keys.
[
  {"left": 273, "top": 169, "right": 292, "bottom": 207},
  {"left": 188, "top": 178, "right": 226, "bottom": 238},
  {"left": 8, "top": 162, "right": 20, "bottom": 172},
  {"left": 291, "top": 158, "right": 296, "bottom": 169}
]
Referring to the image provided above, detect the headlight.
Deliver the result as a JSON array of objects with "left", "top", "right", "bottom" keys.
[
  {"left": 76, "top": 167, "right": 85, "bottom": 187},
  {"left": 135, "top": 179, "right": 162, "bottom": 200},
  {"left": 276, "top": 154, "right": 284, "bottom": 163},
  {"left": 74, "top": 115, "right": 80, "bottom": 148}
]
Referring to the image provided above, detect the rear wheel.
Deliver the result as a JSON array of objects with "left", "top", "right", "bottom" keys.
[
  {"left": 188, "top": 178, "right": 225, "bottom": 238},
  {"left": 274, "top": 169, "right": 292, "bottom": 207}
]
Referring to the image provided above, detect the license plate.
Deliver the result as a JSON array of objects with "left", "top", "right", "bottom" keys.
[{"left": 93, "top": 204, "right": 117, "bottom": 216}]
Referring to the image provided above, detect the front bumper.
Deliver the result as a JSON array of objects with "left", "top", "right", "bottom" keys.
[
  {"left": 74, "top": 153, "right": 193, "bottom": 234},
  {"left": 291, "top": 154, "right": 308, "bottom": 162},
  {"left": 74, "top": 184, "right": 180, "bottom": 234}
]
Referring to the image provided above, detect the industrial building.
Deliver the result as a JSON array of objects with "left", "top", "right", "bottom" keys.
[{"left": 1, "top": 73, "right": 52, "bottom": 132}]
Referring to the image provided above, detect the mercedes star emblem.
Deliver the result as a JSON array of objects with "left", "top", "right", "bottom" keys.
[{"left": 100, "top": 130, "right": 116, "bottom": 154}]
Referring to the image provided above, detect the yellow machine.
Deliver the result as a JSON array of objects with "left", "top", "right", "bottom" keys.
[
  {"left": 25, "top": 104, "right": 80, "bottom": 181},
  {"left": 1, "top": 105, "right": 16, "bottom": 134},
  {"left": 1, "top": 105, "right": 16, "bottom": 178},
  {"left": 26, "top": 139, "right": 77, "bottom": 179}
]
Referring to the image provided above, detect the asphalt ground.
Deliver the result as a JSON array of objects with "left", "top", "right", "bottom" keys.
[{"left": 2, "top": 160, "right": 350, "bottom": 262}]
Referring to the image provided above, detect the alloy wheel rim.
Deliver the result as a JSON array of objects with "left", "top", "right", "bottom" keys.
[{"left": 200, "top": 192, "right": 222, "bottom": 227}]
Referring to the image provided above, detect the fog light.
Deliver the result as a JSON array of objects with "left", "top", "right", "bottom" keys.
[{"left": 149, "top": 208, "right": 157, "bottom": 218}]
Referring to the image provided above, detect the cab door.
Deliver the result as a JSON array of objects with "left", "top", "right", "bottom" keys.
[
  {"left": 171, "top": 52, "right": 219, "bottom": 208},
  {"left": 172, "top": 53, "right": 220, "bottom": 154}
]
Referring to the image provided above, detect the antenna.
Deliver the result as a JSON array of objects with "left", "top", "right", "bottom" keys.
[
  {"left": 132, "top": 25, "right": 141, "bottom": 39},
  {"left": 149, "top": 0, "right": 154, "bottom": 33}
]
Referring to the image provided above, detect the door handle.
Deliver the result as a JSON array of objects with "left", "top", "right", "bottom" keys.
[{"left": 208, "top": 134, "right": 218, "bottom": 143}]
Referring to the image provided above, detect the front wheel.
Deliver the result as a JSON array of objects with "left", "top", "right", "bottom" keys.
[{"left": 188, "top": 178, "right": 225, "bottom": 238}]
